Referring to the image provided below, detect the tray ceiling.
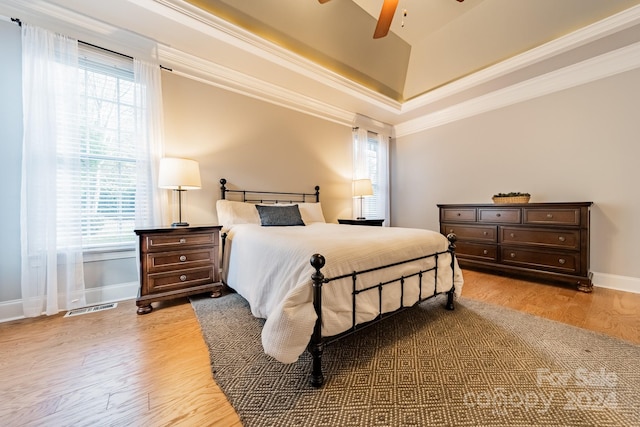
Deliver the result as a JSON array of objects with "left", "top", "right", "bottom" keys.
[{"left": 185, "top": 0, "right": 640, "bottom": 101}]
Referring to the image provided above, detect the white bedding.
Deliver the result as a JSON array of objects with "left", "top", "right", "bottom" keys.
[{"left": 223, "top": 222, "right": 463, "bottom": 363}]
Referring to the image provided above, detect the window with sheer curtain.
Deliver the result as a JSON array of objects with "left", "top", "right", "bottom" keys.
[
  {"left": 21, "top": 23, "right": 164, "bottom": 316},
  {"left": 352, "top": 117, "right": 391, "bottom": 224}
]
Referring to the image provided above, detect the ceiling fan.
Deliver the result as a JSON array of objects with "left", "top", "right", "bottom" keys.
[{"left": 319, "top": 0, "right": 464, "bottom": 39}]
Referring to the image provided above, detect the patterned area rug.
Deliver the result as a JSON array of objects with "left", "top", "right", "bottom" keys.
[{"left": 190, "top": 293, "right": 640, "bottom": 426}]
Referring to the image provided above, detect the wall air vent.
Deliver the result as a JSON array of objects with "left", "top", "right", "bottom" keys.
[{"left": 64, "top": 303, "right": 118, "bottom": 318}]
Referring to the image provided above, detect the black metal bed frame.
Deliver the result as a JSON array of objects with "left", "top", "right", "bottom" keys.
[{"left": 219, "top": 179, "right": 457, "bottom": 387}]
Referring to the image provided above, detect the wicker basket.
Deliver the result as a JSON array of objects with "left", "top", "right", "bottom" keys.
[{"left": 492, "top": 195, "right": 531, "bottom": 204}]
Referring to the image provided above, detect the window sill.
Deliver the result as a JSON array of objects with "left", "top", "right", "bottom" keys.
[{"left": 83, "top": 247, "right": 136, "bottom": 262}]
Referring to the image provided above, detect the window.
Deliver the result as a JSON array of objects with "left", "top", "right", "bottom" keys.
[
  {"left": 62, "top": 45, "right": 139, "bottom": 250},
  {"left": 361, "top": 131, "right": 381, "bottom": 218},
  {"left": 353, "top": 126, "right": 389, "bottom": 222}
]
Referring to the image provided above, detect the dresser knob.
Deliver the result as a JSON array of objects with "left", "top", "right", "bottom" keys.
[
  {"left": 510, "top": 233, "right": 515, "bottom": 238},
  {"left": 179, "top": 255, "right": 187, "bottom": 262},
  {"left": 449, "top": 229, "right": 454, "bottom": 234},
  {"left": 546, "top": 213, "right": 553, "bottom": 219},
  {"left": 483, "top": 231, "right": 488, "bottom": 236},
  {"left": 558, "top": 236, "right": 566, "bottom": 242},
  {"left": 510, "top": 252, "right": 516, "bottom": 258},
  {"left": 180, "top": 274, "right": 187, "bottom": 281},
  {"left": 558, "top": 258, "right": 566, "bottom": 265},
  {"left": 179, "top": 238, "right": 187, "bottom": 244},
  {"left": 496, "top": 213, "right": 501, "bottom": 217},
  {"left": 456, "top": 213, "right": 461, "bottom": 216},
  {"left": 483, "top": 250, "right": 488, "bottom": 255}
]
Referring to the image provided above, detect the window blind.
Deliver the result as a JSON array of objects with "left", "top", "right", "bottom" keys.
[{"left": 57, "top": 44, "right": 140, "bottom": 250}]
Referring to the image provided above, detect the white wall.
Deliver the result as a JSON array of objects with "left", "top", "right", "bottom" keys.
[
  {"left": 161, "top": 71, "right": 354, "bottom": 226},
  {"left": 391, "top": 68, "right": 640, "bottom": 291}
]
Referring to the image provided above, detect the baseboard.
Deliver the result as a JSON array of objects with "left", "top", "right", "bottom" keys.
[
  {"left": 0, "top": 281, "right": 139, "bottom": 323},
  {"left": 592, "top": 271, "right": 640, "bottom": 294}
]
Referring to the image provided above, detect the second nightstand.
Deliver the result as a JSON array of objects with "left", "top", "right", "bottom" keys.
[
  {"left": 134, "top": 224, "right": 223, "bottom": 314},
  {"left": 338, "top": 218, "right": 385, "bottom": 226}
]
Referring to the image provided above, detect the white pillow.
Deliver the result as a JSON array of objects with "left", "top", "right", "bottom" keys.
[
  {"left": 298, "top": 202, "right": 326, "bottom": 224},
  {"left": 216, "top": 199, "right": 260, "bottom": 229}
]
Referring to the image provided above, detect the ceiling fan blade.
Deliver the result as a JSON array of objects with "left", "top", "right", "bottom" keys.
[{"left": 373, "top": 0, "right": 399, "bottom": 39}]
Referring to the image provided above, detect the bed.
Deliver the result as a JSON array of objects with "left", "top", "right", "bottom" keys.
[{"left": 217, "top": 179, "right": 463, "bottom": 387}]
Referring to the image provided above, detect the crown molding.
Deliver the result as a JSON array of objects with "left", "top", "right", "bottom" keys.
[
  {"left": 158, "top": 45, "right": 356, "bottom": 127},
  {"left": 395, "top": 41, "right": 640, "bottom": 137},
  {"left": 153, "top": 0, "right": 401, "bottom": 113},
  {"left": 402, "top": 4, "right": 640, "bottom": 113}
]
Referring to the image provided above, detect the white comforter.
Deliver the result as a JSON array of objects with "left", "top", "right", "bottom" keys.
[{"left": 223, "top": 223, "right": 463, "bottom": 363}]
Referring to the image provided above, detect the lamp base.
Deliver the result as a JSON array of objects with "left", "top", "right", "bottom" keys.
[{"left": 171, "top": 222, "right": 189, "bottom": 227}]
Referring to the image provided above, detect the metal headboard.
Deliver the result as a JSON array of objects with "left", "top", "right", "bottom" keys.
[{"left": 219, "top": 178, "right": 320, "bottom": 203}]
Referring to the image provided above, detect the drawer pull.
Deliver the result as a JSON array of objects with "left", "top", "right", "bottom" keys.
[
  {"left": 546, "top": 213, "right": 553, "bottom": 219},
  {"left": 483, "top": 231, "right": 488, "bottom": 236},
  {"left": 180, "top": 274, "right": 187, "bottom": 282},
  {"left": 558, "top": 258, "right": 566, "bottom": 265},
  {"left": 483, "top": 250, "right": 488, "bottom": 255},
  {"left": 496, "top": 213, "right": 501, "bottom": 217},
  {"left": 510, "top": 233, "right": 515, "bottom": 238},
  {"left": 456, "top": 213, "right": 461, "bottom": 216},
  {"left": 179, "top": 238, "right": 187, "bottom": 244},
  {"left": 179, "top": 255, "right": 187, "bottom": 262},
  {"left": 510, "top": 252, "right": 516, "bottom": 258},
  {"left": 449, "top": 229, "right": 454, "bottom": 234},
  {"left": 558, "top": 236, "right": 566, "bottom": 242}
]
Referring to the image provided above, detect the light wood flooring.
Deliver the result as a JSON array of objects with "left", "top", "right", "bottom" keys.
[{"left": 1, "top": 269, "right": 638, "bottom": 426}]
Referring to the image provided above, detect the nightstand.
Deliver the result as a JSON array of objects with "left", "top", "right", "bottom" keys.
[
  {"left": 134, "top": 225, "right": 222, "bottom": 314},
  {"left": 338, "top": 218, "right": 385, "bottom": 226}
]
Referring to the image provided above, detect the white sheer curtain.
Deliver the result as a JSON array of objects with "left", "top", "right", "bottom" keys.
[
  {"left": 20, "top": 24, "right": 86, "bottom": 316},
  {"left": 133, "top": 58, "right": 166, "bottom": 228},
  {"left": 352, "top": 115, "right": 391, "bottom": 225}
]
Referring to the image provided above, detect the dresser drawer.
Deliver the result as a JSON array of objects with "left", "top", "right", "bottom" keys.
[
  {"left": 146, "top": 248, "right": 216, "bottom": 273},
  {"left": 523, "top": 208, "right": 580, "bottom": 226},
  {"left": 441, "top": 208, "right": 476, "bottom": 222},
  {"left": 144, "top": 232, "right": 216, "bottom": 252},
  {"left": 456, "top": 242, "right": 497, "bottom": 262},
  {"left": 501, "top": 247, "right": 579, "bottom": 274},
  {"left": 441, "top": 224, "right": 496, "bottom": 242},
  {"left": 478, "top": 208, "right": 521, "bottom": 224},
  {"left": 499, "top": 227, "right": 580, "bottom": 250},
  {"left": 148, "top": 267, "right": 215, "bottom": 294}
]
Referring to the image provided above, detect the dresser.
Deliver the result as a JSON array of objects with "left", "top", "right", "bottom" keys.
[
  {"left": 438, "top": 202, "right": 592, "bottom": 292},
  {"left": 134, "top": 225, "right": 222, "bottom": 314}
]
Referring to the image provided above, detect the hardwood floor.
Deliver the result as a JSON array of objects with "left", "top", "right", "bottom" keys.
[{"left": 0, "top": 269, "right": 638, "bottom": 426}]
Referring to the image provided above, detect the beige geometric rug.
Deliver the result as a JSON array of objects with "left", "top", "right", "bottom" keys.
[{"left": 190, "top": 293, "right": 640, "bottom": 426}]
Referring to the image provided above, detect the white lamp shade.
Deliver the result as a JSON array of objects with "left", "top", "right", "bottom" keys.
[
  {"left": 353, "top": 178, "right": 373, "bottom": 197},
  {"left": 158, "top": 158, "right": 202, "bottom": 190}
]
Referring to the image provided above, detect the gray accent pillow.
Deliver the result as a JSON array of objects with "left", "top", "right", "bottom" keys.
[{"left": 255, "top": 204, "right": 305, "bottom": 227}]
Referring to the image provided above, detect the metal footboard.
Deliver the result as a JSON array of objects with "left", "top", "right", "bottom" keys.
[{"left": 308, "top": 233, "right": 458, "bottom": 387}]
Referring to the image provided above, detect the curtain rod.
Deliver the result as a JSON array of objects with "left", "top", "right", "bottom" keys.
[{"left": 10, "top": 17, "right": 172, "bottom": 71}]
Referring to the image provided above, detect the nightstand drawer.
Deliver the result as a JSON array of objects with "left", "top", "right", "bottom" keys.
[
  {"left": 148, "top": 267, "right": 215, "bottom": 293},
  {"left": 441, "top": 208, "right": 476, "bottom": 222},
  {"left": 146, "top": 248, "right": 216, "bottom": 273},
  {"left": 441, "top": 224, "right": 496, "bottom": 242},
  {"left": 144, "top": 232, "right": 216, "bottom": 252},
  {"left": 500, "top": 227, "right": 580, "bottom": 250},
  {"left": 478, "top": 208, "right": 521, "bottom": 224},
  {"left": 523, "top": 208, "right": 580, "bottom": 226},
  {"left": 501, "top": 247, "right": 579, "bottom": 273}
]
